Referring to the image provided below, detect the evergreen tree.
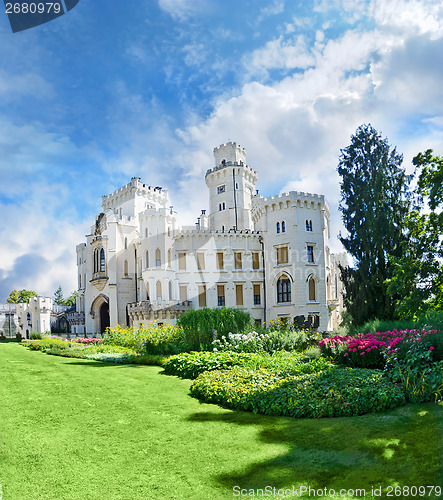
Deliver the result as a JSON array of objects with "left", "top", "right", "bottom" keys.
[
  {"left": 338, "top": 124, "right": 411, "bottom": 327},
  {"left": 53, "top": 286, "right": 64, "bottom": 305}
]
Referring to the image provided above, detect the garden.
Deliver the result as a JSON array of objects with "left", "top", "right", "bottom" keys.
[
  {"left": 19, "top": 307, "right": 443, "bottom": 418},
  {"left": 1, "top": 308, "right": 442, "bottom": 498}
]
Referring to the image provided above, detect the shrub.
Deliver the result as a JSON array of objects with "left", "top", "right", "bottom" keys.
[
  {"left": 190, "top": 366, "right": 406, "bottom": 418},
  {"left": 30, "top": 332, "right": 43, "bottom": 340},
  {"left": 163, "top": 350, "right": 333, "bottom": 379},
  {"left": 25, "top": 336, "right": 71, "bottom": 351},
  {"left": 263, "top": 329, "right": 324, "bottom": 353},
  {"left": 177, "top": 308, "right": 251, "bottom": 350},
  {"left": 103, "top": 323, "right": 185, "bottom": 354},
  {"left": 211, "top": 331, "right": 269, "bottom": 353}
]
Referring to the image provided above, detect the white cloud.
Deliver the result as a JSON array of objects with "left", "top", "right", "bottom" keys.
[{"left": 158, "top": 0, "right": 205, "bottom": 22}]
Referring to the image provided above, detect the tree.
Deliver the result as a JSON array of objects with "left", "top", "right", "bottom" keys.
[
  {"left": 337, "top": 124, "right": 412, "bottom": 327},
  {"left": 386, "top": 150, "right": 443, "bottom": 318},
  {"left": 7, "top": 289, "right": 38, "bottom": 303},
  {"left": 63, "top": 291, "right": 78, "bottom": 306},
  {"left": 53, "top": 286, "right": 64, "bottom": 305}
]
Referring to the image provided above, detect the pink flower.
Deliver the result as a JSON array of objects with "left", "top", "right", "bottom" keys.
[
  {"left": 344, "top": 353, "right": 349, "bottom": 357},
  {"left": 430, "top": 346, "right": 434, "bottom": 351}
]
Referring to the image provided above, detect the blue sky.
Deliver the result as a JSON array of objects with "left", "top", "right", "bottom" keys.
[{"left": 0, "top": 0, "right": 442, "bottom": 301}]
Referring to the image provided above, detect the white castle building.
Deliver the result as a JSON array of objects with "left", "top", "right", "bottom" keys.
[{"left": 71, "top": 142, "right": 346, "bottom": 335}]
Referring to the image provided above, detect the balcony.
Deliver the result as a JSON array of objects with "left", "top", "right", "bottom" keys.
[
  {"left": 90, "top": 272, "right": 109, "bottom": 291},
  {"left": 327, "top": 298, "right": 340, "bottom": 311},
  {"left": 127, "top": 299, "right": 193, "bottom": 321}
]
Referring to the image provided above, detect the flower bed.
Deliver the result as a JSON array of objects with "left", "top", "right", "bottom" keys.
[{"left": 190, "top": 366, "right": 406, "bottom": 418}]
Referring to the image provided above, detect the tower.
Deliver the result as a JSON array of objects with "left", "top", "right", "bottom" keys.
[{"left": 205, "top": 142, "right": 258, "bottom": 231}]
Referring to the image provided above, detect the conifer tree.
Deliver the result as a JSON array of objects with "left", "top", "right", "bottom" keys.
[{"left": 338, "top": 124, "right": 411, "bottom": 327}]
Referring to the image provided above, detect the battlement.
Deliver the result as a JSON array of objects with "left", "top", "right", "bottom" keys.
[
  {"left": 213, "top": 141, "right": 247, "bottom": 167},
  {"left": 102, "top": 177, "right": 169, "bottom": 210}
]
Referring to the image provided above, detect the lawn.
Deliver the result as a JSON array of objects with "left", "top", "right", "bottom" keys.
[{"left": 1, "top": 342, "right": 442, "bottom": 499}]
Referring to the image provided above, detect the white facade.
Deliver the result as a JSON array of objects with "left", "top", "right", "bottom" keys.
[
  {"left": 16, "top": 297, "right": 53, "bottom": 337},
  {"left": 73, "top": 142, "right": 346, "bottom": 335}
]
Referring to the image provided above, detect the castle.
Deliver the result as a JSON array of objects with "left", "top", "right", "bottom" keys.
[{"left": 70, "top": 142, "right": 346, "bottom": 335}]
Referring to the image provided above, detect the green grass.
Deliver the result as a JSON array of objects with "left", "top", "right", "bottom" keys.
[{"left": 1, "top": 343, "right": 442, "bottom": 499}]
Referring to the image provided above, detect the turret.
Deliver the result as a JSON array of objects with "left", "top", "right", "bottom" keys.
[{"left": 205, "top": 142, "right": 258, "bottom": 231}]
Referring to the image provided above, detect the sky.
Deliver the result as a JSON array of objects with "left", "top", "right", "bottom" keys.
[{"left": 0, "top": 0, "right": 442, "bottom": 302}]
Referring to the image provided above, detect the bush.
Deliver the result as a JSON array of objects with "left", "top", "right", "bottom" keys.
[
  {"left": 177, "top": 308, "right": 251, "bottom": 350},
  {"left": 211, "top": 331, "right": 269, "bottom": 353},
  {"left": 263, "top": 329, "right": 324, "bottom": 353},
  {"left": 102, "top": 323, "right": 186, "bottom": 354},
  {"left": 30, "top": 331, "right": 43, "bottom": 340},
  {"left": 163, "top": 350, "right": 333, "bottom": 379},
  {"left": 190, "top": 366, "right": 406, "bottom": 418},
  {"left": 25, "top": 336, "right": 71, "bottom": 351}
]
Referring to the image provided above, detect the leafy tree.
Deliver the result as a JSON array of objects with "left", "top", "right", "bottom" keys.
[
  {"left": 337, "top": 124, "right": 412, "bottom": 327},
  {"left": 63, "top": 291, "right": 78, "bottom": 306},
  {"left": 7, "top": 289, "right": 38, "bottom": 303},
  {"left": 53, "top": 286, "right": 64, "bottom": 305},
  {"left": 387, "top": 151, "right": 443, "bottom": 318}
]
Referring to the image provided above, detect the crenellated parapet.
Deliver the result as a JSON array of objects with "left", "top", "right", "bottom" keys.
[
  {"left": 251, "top": 191, "right": 329, "bottom": 224},
  {"left": 102, "top": 177, "right": 169, "bottom": 211}
]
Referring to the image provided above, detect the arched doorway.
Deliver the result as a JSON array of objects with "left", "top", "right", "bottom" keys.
[
  {"left": 91, "top": 295, "right": 110, "bottom": 334},
  {"left": 99, "top": 302, "right": 110, "bottom": 333}
]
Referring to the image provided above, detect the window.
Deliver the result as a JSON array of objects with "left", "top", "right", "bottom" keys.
[
  {"left": 234, "top": 252, "right": 242, "bottom": 269},
  {"left": 156, "top": 280, "right": 162, "bottom": 302},
  {"left": 217, "top": 285, "right": 225, "bottom": 306},
  {"left": 100, "top": 248, "right": 105, "bottom": 272},
  {"left": 145, "top": 228, "right": 148, "bottom": 237},
  {"left": 223, "top": 202, "right": 225, "bottom": 210},
  {"left": 306, "top": 220, "right": 313, "bottom": 231},
  {"left": 219, "top": 203, "right": 222, "bottom": 211},
  {"left": 309, "top": 277, "right": 316, "bottom": 301},
  {"left": 276, "top": 246, "right": 289, "bottom": 265},
  {"left": 252, "top": 252, "right": 260, "bottom": 270},
  {"left": 124, "top": 260, "right": 129, "bottom": 277},
  {"left": 178, "top": 252, "right": 186, "bottom": 270},
  {"left": 216, "top": 252, "right": 224, "bottom": 270},
  {"left": 307, "top": 245, "right": 314, "bottom": 263},
  {"left": 253, "top": 284, "right": 261, "bottom": 305},
  {"left": 276, "top": 222, "right": 280, "bottom": 234},
  {"left": 236, "top": 284, "right": 244, "bottom": 306},
  {"left": 179, "top": 285, "right": 187, "bottom": 302},
  {"left": 168, "top": 280, "right": 172, "bottom": 301},
  {"left": 124, "top": 237, "right": 128, "bottom": 249},
  {"left": 156, "top": 248, "right": 161, "bottom": 267},
  {"left": 93, "top": 249, "right": 98, "bottom": 273},
  {"left": 198, "top": 285, "right": 207, "bottom": 307},
  {"left": 277, "top": 277, "right": 291, "bottom": 303},
  {"left": 146, "top": 282, "right": 150, "bottom": 301},
  {"left": 167, "top": 227, "right": 171, "bottom": 237},
  {"left": 78, "top": 274, "right": 81, "bottom": 289},
  {"left": 145, "top": 250, "right": 149, "bottom": 268},
  {"left": 217, "top": 185, "right": 226, "bottom": 194},
  {"left": 282, "top": 221, "right": 286, "bottom": 233},
  {"left": 197, "top": 252, "right": 205, "bottom": 270},
  {"left": 168, "top": 249, "right": 172, "bottom": 268}
]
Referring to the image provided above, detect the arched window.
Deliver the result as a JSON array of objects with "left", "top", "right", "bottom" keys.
[
  {"left": 277, "top": 276, "right": 291, "bottom": 303},
  {"left": 167, "top": 227, "right": 171, "bottom": 237},
  {"left": 124, "top": 237, "right": 128, "bottom": 249},
  {"left": 168, "top": 280, "right": 172, "bottom": 301},
  {"left": 309, "top": 277, "right": 316, "bottom": 301},
  {"left": 156, "top": 280, "right": 162, "bottom": 302},
  {"left": 282, "top": 221, "right": 286, "bottom": 233},
  {"left": 146, "top": 282, "right": 150, "bottom": 301},
  {"left": 145, "top": 228, "right": 148, "bottom": 238},
  {"left": 93, "top": 249, "right": 99, "bottom": 273},
  {"left": 124, "top": 260, "right": 129, "bottom": 277},
  {"left": 276, "top": 222, "right": 280, "bottom": 234},
  {"left": 100, "top": 248, "right": 105, "bottom": 272},
  {"left": 155, "top": 248, "right": 161, "bottom": 267},
  {"left": 168, "top": 249, "right": 172, "bottom": 268}
]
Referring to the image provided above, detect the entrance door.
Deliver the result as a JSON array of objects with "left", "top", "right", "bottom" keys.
[{"left": 99, "top": 302, "right": 110, "bottom": 334}]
